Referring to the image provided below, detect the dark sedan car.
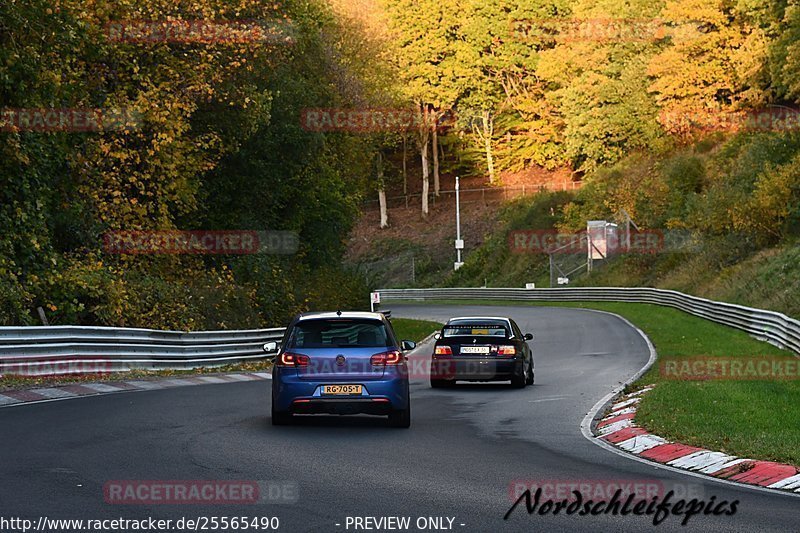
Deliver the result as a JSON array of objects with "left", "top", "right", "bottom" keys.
[{"left": 430, "top": 317, "right": 534, "bottom": 388}]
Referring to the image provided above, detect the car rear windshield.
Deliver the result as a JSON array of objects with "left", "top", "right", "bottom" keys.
[
  {"left": 442, "top": 323, "right": 509, "bottom": 338},
  {"left": 287, "top": 319, "right": 391, "bottom": 349}
]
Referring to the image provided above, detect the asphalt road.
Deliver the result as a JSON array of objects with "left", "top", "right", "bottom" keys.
[{"left": 0, "top": 304, "right": 797, "bottom": 533}]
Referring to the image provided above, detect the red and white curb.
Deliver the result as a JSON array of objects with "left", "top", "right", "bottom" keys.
[
  {"left": 595, "top": 385, "right": 800, "bottom": 494},
  {"left": 574, "top": 308, "right": 800, "bottom": 498},
  {"left": 0, "top": 372, "right": 271, "bottom": 408}
]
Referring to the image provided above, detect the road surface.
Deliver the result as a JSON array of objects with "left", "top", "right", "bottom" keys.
[{"left": 1, "top": 304, "right": 796, "bottom": 532}]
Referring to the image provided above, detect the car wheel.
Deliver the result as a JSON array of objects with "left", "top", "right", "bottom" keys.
[
  {"left": 526, "top": 362, "right": 535, "bottom": 385},
  {"left": 388, "top": 405, "right": 411, "bottom": 428},
  {"left": 271, "top": 401, "right": 292, "bottom": 426},
  {"left": 430, "top": 378, "right": 451, "bottom": 388},
  {"left": 511, "top": 365, "right": 526, "bottom": 388}
]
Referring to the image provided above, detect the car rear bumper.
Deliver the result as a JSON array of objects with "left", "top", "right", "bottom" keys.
[
  {"left": 431, "top": 358, "right": 524, "bottom": 381},
  {"left": 272, "top": 367, "right": 409, "bottom": 413},
  {"left": 289, "top": 398, "right": 394, "bottom": 415}
]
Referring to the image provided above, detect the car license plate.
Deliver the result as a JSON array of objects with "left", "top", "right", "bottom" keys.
[
  {"left": 321, "top": 384, "right": 362, "bottom": 395},
  {"left": 460, "top": 346, "right": 490, "bottom": 354}
]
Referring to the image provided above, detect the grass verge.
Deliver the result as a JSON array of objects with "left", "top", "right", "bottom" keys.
[
  {"left": 390, "top": 299, "right": 800, "bottom": 465},
  {"left": 391, "top": 317, "right": 443, "bottom": 343}
]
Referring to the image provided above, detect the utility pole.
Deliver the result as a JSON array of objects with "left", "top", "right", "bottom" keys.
[{"left": 454, "top": 176, "right": 464, "bottom": 270}]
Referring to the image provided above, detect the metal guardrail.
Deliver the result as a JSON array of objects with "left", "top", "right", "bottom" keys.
[
  {"left": 6, "top": 286, "right": 798, "bottom": 376},
  {"left": 377, "top": 287, "right": 800, "bottom": 355},
  {"left": 0, "top": 325, "right": 285, "bottom": 376}
]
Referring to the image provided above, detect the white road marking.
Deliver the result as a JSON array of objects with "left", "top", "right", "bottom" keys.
[
  {"left": 157, "top": 379, "right": 194, "bottom": 388},
  {"left": 768, "top": 474, "right": 800, "bottom": 490},
  {"left": 196, "top": 376, "right": 227, "bottom": 384},
  {"left": 610, "top": 397, "right": 640, "bottom": 410},
  {"left": 606, "top": 406, "right": 636, "bottom": 416},
  {"left": 30, "top": 388, "right": 76, "bottom": 399},
  {"left": 528, "top": 396, "right": 569, "bottom": 403},
  {"left": 123, "top": 381, "right": 165, "bottom": 390},
  {"left": 597, "top": 419, "right": 633, "bottom": 435},
  {"left": 618, "top": 434, "right": 669, "bottom": 454},
  {"left": 0, "top": 394, "right": 19, "bottom": 405},
  {"left": 699, "top": 458, "right": 750, "bottom": 475},
  {"left": 0, "top": 373, "right": 271, "bottom": 410},
  {"left": 79, "top": 383, "right": 125, "bottom": 393},
  {"left": 225, "top": 374, "right": 255, "bottom": 381},
  {"left": 668, "top": 450, "right": 739, "bottom": 472}
]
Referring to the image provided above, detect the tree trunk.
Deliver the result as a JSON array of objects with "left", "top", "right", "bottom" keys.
[
  {"left": 484, "top": 122, "right": 496, "bottom": 185},
  {"left": 432, "top": 121, "right": 440, "bottom": 196},
  {"left": 473, "top": 110, "right": 496, "bottom": 185},
  {"left": 421, "top": 138, "right": 429, "bottom": 217},
  {"left": 377, "top": 151, "right": 388, "bottom": 228},
  {"left": 379, "top": 188, "right": 388, "bottom": 228},
  {"left": 418, "top": 104, "right": 430, "bottom": 217},
  {"left": 402, "top": 134, "right": 408, "bottom": 196}
]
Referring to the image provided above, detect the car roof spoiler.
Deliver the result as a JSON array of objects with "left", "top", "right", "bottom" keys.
[{"left": 443, "top": 324, "right": 506, "bottom": 329}]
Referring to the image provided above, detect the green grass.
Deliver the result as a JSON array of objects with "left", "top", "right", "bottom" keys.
[
  {"left": 391, "top": 299, "right": 800, "bottom": 465},
  {"left": 391, "top": 317, "right": 443, "bottom": 342}
]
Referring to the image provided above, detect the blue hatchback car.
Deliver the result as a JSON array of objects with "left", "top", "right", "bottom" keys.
[{"left": 265, "top": 311, "right": 415, "bottom": 428}]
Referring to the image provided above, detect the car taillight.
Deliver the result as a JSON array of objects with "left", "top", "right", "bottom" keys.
[
  {"left": 278, "top": 352, "right": 309, "bottom": 366},
  {"left": 496, "top": 345, "right": 516, "bottom": 357},
  {"left": 371, "top": 350, "right": 403, "bottom": 365},
  {"left": 434, "top": 345, "right": 452, "bottom": 356}
]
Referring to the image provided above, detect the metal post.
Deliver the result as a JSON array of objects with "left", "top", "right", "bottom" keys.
[
  {"left": 454, "top": 176, "right": 464, "bottom": 270},
  {"left": 549, "top": 253, "right": 555, "bottom": 287}
]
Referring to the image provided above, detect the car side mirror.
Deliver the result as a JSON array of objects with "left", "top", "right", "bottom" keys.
[
  {"left": 263, "top": 341, "right": 278, "bottom": 353},
  {"left": 524, "top": 333, "right": 534, "bottom": 341},
  {"left": 400, "top": 340, "right": 416, "bottom": 351},
  {"left": 433, "top": 332, "right": 441, "bottom": 340}
]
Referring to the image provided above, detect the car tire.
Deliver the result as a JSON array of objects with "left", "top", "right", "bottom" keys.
[
  {"left": 388, "top": 405, "right": 411, "bottom": 428},
  {"left": 430, "top": 378, "right": 451, "bottom": 388},
  {"left": 271, "top": 401, "right": 292, "bottom": 426},
  {"left": 526, "top": 362, "right": 535, "bottom": 385},
  {"left": 511, "top": 365, "right": 526, "bottom": 388}
]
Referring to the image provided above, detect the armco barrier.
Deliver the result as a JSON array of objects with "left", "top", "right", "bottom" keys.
[
  {"left": 377, "top": 287, "right": 800, "bottom": 355},
  {"left": 0, "top": 325, "right": 285, "bottom": 376},
  {"left": 4, "top": 287, "right": 798, "bottom": 377}
]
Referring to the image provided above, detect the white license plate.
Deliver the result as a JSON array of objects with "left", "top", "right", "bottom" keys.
[
  {"left": 321, "top": 384, "right": 363, "bottom": 395},
  {"left": 460, "top": 346, "right": 490, "bottom": 354}
]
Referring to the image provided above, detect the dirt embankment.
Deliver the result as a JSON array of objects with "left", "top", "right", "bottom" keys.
[{"left": 346, "top": 167, "right": 575, "bottom": 287}]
